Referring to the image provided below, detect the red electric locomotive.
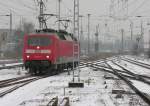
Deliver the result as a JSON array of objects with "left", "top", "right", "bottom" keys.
[{"left": 23, "top": 29, "right": 79, "bottom": 74}]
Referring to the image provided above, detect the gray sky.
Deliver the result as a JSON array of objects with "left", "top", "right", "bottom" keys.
[
  {"left": 0, "top": 0, "right": 150, "bottom": 28},
  {"left": 0, "top": 0, "right": 150, "bottom": 45}
]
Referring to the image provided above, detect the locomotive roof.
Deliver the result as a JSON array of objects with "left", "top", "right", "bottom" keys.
[{"left": 28, "top": 29, "right": 77, "bottom": 41}]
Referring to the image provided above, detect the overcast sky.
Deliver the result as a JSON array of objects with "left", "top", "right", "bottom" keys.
[
  {"left": 0, "top": 0, "right": 150, "bottom": 28},
  {"left": 0, "top": 0, "right": 150, "bottom": 44}
]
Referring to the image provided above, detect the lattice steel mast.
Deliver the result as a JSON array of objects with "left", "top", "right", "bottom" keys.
[
  {"left": 38, "top": 0, "right": 45, "bottom": 29},
  {"left": 73, "top": 0, "right": 80, "bottom": 82}
]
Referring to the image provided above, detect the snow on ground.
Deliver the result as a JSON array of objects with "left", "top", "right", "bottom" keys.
[
  {"left": 132, "top": 80, "right": 150, "bottom": 94},
  {"left": 107, "top": 61, "right": 122, "bottom": 70},
  {"left": 0, "top": 67, "right": 111, "bottom": 106},
  {"left": 4, "top": 63, "right": 23, "bottom": 67},
  {"left": 0, "top": 59, "right": 18, "bottom": 63},
  {"left": 0, "top": 56, "right": 149, "bottom": 106},
  {"left": 0, "top": 67, "right": 148, "bottom": 106},
  {"left": 0, "top": 59, "right": 22, "bottom": 65},
  {"left": 0, "top": 68, "right": 27, "bottom": 80},
  {"left": 118, "top": 60, "right": 150, "bottom": 76},
  {"left": 124, "top": 55, "right": 150, "bottom": 65},
  {"left": 114, "top": 57, "right": 150, "bottom": 94},
  {"left": 0, "top": 58, "right": 25, "bottom": 80}
]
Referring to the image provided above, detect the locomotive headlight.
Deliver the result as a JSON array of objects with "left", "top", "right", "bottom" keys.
[
  {"left": 27, "top": 55, "right": 30, "bottom": 58},
  {"left": 37, "top": 46, "right": 40, "bottom": 49},
  {"left": 46, "top": 56, "right": 49, "bottom": 59}
]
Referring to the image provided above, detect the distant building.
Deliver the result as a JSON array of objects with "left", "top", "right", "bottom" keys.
[{"left": 0, "top": 29, "right": 15, "bottom": 52}]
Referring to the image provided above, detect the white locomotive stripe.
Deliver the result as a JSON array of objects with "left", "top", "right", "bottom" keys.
[{"left": 26, "top": 49, "right": 51, "bottom": 54}]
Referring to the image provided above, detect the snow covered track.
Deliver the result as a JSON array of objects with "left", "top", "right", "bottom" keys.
[
  {"left": 0, "top": 76, "right": 48, "bottom": 97},
  {"left": 0, "top": 56, "right": 150, "bottom": 105},
  {"left": 80, "top": 56, "right": 118, "bottom": 68},
  {"left": 112, "top": 61, "right": 150, "bottom": 85},
  {"left": 0, "top": 75, "right": 31, "bottom": 88},
  {"left": 105, "top": 61, "right": 150, "bottom": 106},
  {"left": 0, "top": 76, "right": 39, "bottom": 88},
  {"left": 0, "top": 63, "right": 23, "bottom": 70},
  {"left": 80, "top": 57, "right": 150, "bottom": 105},
  {"left": 122, "top": 58, "right": 150, "bottom": 69}
]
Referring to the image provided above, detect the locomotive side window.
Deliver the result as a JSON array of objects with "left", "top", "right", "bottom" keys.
[{"left": 28, "top": 36, "right": 51, "bottom": 46}]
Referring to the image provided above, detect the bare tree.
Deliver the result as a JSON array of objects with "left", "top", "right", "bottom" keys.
[
  {"left": 9, "top": 22, "right": 35, "bottom": 58},
  {"left": 23, "top": 22, "right": 34, "bottom": 34}
]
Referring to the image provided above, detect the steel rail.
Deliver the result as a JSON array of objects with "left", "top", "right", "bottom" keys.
[
  {"left": 0, "top": 76, "right": 48, "bottom": 97},
  {"left": 106, "top": 62, "right": 150, "bottom": 105}
]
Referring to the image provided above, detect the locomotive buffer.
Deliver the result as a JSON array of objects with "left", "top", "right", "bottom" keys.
[{"left": 68, "top": 0, "right": 84, "bottom": 88}]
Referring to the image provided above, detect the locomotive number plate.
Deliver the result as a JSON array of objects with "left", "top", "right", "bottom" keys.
[{"left": 35, "top": 50, "right": 41, "bottom": 53}]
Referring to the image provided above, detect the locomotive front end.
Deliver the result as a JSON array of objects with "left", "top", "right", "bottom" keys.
[{"left": 23, "top": 34, "right": 53, "bottom": 74}]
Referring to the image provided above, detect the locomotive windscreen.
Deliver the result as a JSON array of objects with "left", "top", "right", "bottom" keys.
[{"left": 28, "top": 36, "right": 51, "bottom": 46}]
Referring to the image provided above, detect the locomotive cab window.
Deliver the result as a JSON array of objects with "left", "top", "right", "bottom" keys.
[{"left": 28, "top": 36, "right": 51, "bottom": 46}]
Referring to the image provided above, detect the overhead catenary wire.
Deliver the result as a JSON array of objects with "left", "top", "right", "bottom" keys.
[
  {"left": 109, "top": 0, "right": 150, "bottom": 20},
  {"left": 61, "top": 1, "right": 72, "bottom": 14},
  {"left": 0, "top": 1, "right": 24, "bottom": 16},
  {"left": 0, "top": 0, "right": 37, "bottom": 16},
  {"left": 130, "top": 0, "right": 149, "bottom": 15},
  {"left": 14, "top": 0, "right": 38, "bottom": 12},
  {"left": 129, "top": 2, "right": 150, "bottom": 16},
  {"left": 0, "top": 0, "right": 39, "bottom": 28}
]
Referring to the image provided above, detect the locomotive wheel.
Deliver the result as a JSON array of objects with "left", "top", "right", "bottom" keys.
[
  {"left": 29, "top": 67, "right": 36, "bottom": 75},
  {"left": 39, "top": 68, "right": 45, "bottom": 75}
]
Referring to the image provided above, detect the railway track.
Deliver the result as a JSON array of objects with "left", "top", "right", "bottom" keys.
[
  {"left": 1, "top": 55, "right": 150, "bottom": 105},
  {"left": 122, "top": 57, "right": 150, "bottom": 69},
  {"left": 0, "top": 76, "right": 39, "bottom": 88},
  {"left": 112, "top": 61, "right": 150, "bottom": 83},
  {"left": 0, "top": 75, "right": 31, "bottom": 85},
  {"left": 105, "top": 62, "right": 150, "bottom": 105},
  {"left": 0, "top": 75, "right": 48, "bottom": 97},
  {"left": 80, "top": 58, "right": 150, "bottom": 105},
  {"left": 82, "top": 59, "right": 145, "bottom": 79},
  {"left": 0, "top": 63, "right": 76, "bottom": 98},
  {"left": 0, "top": 63, "right": 23, "bottom": 70},
  {"left": 0, "top": 58, "right": 87, "bottom": 98}
]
